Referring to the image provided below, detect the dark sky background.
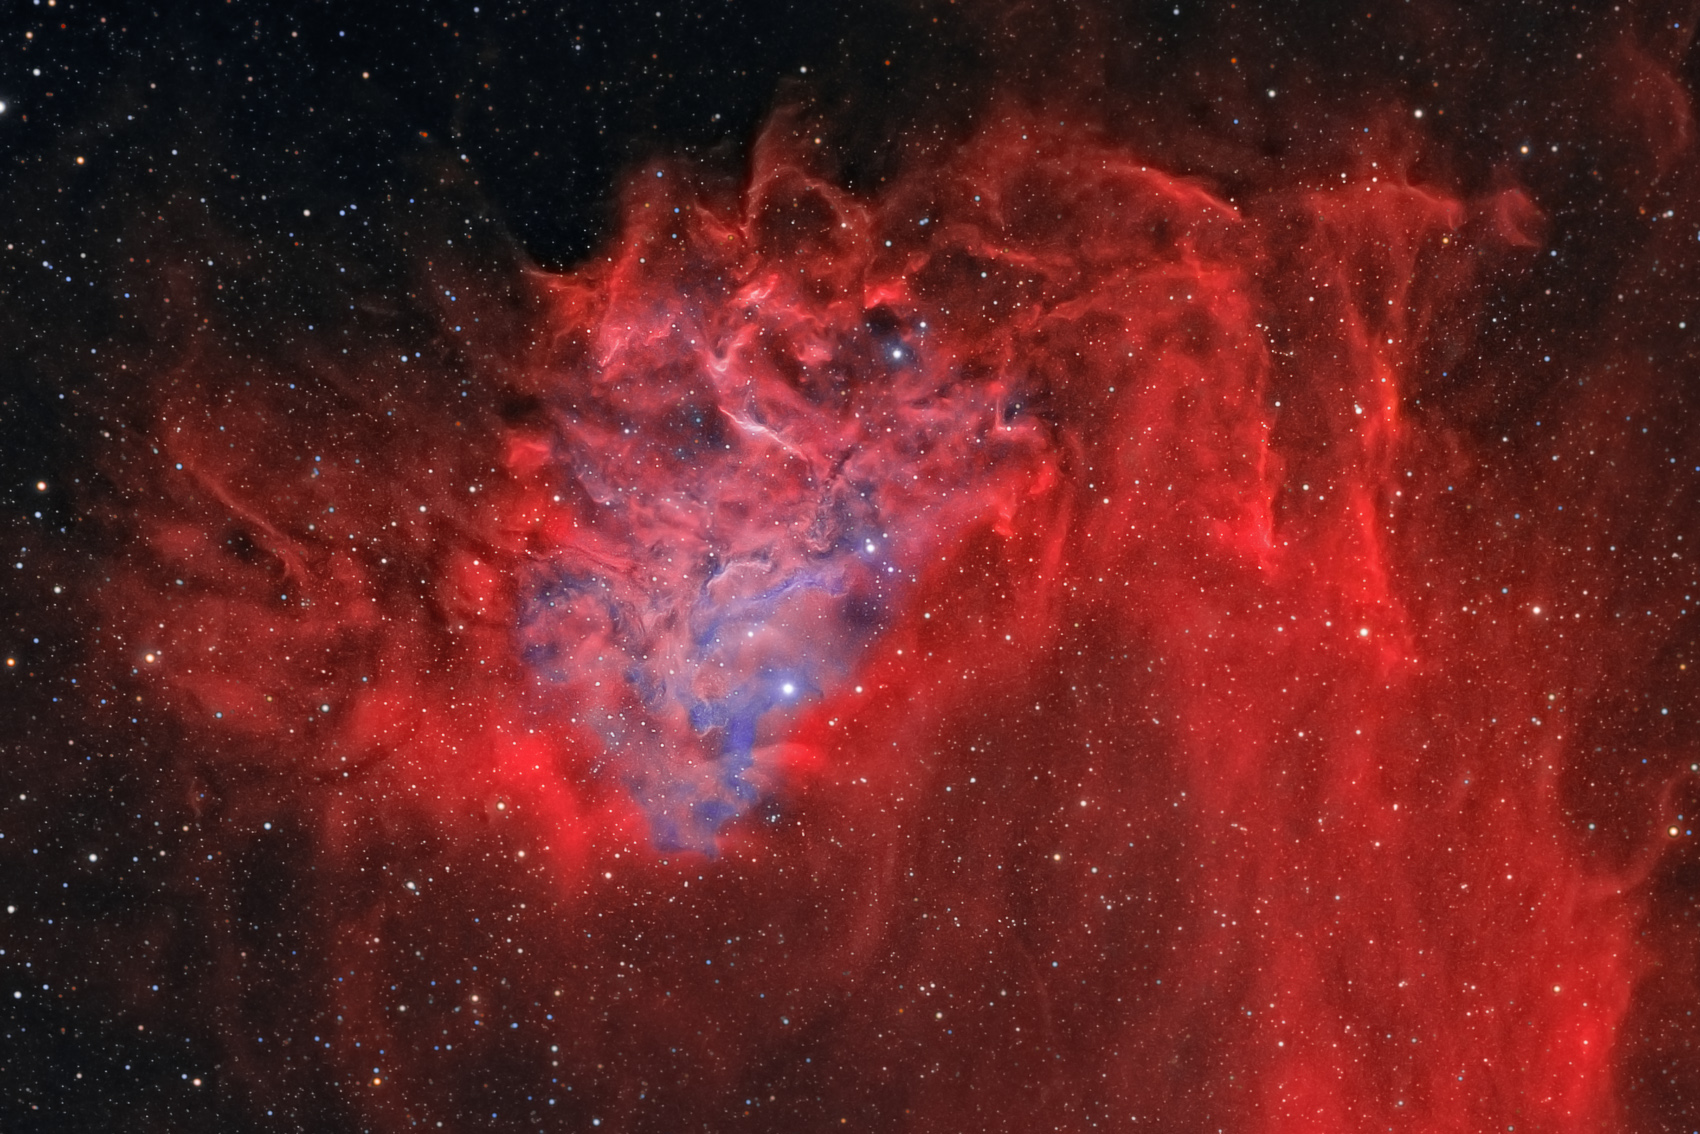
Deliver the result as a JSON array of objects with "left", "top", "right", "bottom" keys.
[{"left": 5, "top": 1, "right": 1700, "bottom": 1131}]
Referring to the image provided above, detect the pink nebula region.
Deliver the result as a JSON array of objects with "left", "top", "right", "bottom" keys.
[{"left": 90, "top": 102, "right": 1700, "bottom": 1131}]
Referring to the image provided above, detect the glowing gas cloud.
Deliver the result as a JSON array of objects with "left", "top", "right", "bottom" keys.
[{"left": 72, "top": 82, "right": 1700, "bottom": 1132}]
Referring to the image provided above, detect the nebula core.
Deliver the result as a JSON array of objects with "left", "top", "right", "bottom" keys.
[{"left": 7, "top": 3, "right": 1700, "bottom": 1132}]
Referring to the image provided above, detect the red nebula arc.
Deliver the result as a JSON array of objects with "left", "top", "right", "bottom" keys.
[{"left": 94, "top": 103, "right": 1700, "bottom": 1131}]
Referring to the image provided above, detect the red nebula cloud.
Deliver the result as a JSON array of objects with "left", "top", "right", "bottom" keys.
[{"left": 81, "top": 94, "right": 1700, "bottom": 1132}]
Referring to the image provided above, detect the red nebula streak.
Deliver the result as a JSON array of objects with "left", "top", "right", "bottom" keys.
[{"left": 94, "top": 106, "right": 1697, "bottom": 1131}]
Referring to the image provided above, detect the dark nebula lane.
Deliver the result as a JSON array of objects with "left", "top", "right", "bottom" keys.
[{"left": 5, "top": 2, "right": 1700, "bottom": 1132}]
